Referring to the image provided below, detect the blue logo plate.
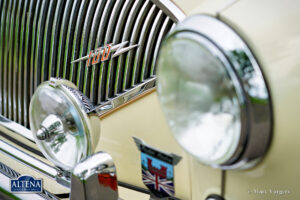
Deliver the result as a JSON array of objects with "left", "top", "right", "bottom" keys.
[{"left": 10, "top": 175, "right": 42, "bottom": 193}]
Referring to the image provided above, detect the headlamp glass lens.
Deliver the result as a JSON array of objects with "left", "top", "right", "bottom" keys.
[
  {"left": 158, "top": 32, "right": 242, "bottom": 165},
  {"left": 30, "top": 84, "right": 88, "bottom": 170}
]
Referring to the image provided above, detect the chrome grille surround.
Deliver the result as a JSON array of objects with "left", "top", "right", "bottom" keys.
[{"left": 0, "top": 0, "right": 184, "bottom": 128}]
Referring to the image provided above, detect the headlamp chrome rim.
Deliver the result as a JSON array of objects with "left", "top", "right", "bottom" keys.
[
  {"left": 53, "top": 83, "right": 93, "bottom": 157},
  {"left": 157, "top": 15, "right": 273, "bottom": 169},
  {"left": 29, "top": 78, "right": 97, "bottom": 171}
]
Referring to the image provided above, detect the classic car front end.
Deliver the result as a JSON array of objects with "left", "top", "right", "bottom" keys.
[{"left": 0, "top": 0, "right": 299, "bottom": 199}]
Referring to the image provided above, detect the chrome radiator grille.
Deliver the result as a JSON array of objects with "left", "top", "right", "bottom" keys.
[{"left": 0, "top": 0, "right": 181, "bottom": 128}]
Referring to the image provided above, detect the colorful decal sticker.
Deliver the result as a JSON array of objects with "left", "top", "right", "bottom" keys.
[{"left": 133, "top": 137, "right": 181, "bottom": 199}]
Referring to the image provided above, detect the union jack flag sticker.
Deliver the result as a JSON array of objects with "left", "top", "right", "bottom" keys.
[{"left": 133, "top": 137, "right": 181, "bottom": 198}]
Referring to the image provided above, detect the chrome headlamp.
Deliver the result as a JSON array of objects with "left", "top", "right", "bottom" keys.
[
  {"left": 157, "top": 15, "right": 272, "bottom": 169},
  {"left": 29, "top": 78, "right": 100, "bottom": 171}
]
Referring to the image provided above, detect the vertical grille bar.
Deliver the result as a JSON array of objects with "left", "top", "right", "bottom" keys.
[
  {"left": 12, "top": 0, "right": 23, "bottom": 122},
  {"left": 79, "top": 0, "right": 99, "bottom": 97},
  {"left": 94, "top": 0, "right": 116, "bottom": 104},
  {"left": 70, "top": 0, "right": 91, "bottom": 88},
  {"left": 151, "top": 17, "right": 173, "bottom": 76},
  {"left": 86, "top": 0, "right": 107, "bottom": 104},
  {"left": 122, "top": 0, "right": 152, "bottom": 90},
  {"left": 56, "top": 0, "right": 73, "bottom": 79},
  {"left": 49, "top": 0, "right": 66, "bottom": 78},
  {"left": 29, "top": 0, "right": 42, "bottom": 107},
  {"left": 34, "top": 0, "right": 50, "bottom": 88},
  {"left": 0, "top": 0, "right": 181, "bottom": 128},
  {"left": 0, "top": 0, "right": 6, "bottom": 116},
  {"left": 111, "top": 0, "right": 135, "bottom": 96},
  {"left": 63, "top": 0, "right": 81, "bottom": 80},
  {"left": 131, "top": 5, "right": 158, "bottom": 85},
  {"left": 8, "top": 0, "right": 16, "bottom": 120},
  {"left": 41, "top": 0, "right": 57, "bottom": 82},
  {"left": 104, "top": 0, "right": 126, "bottom": 99},
  {"left": 115, "top": 0, "right": 144, "bottom": 94},
  {"left": 23, "top": 0, "right": 37, "bottom": 127},
  {"left": 17, "top": 0, "right": 28, "bottom": 124},
  {"left": 141, "top": 10, "right": 165, "bottom": 81},
  {"left": 3, "top": 0, "right": 13, "bottom": 118}
]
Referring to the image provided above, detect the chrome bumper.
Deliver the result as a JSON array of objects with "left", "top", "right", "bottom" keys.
[
  {"left": 0, "top": 139, "right": 123, "bottom": 199},
  {"left": 0, "top": 121, "right": 70, "bottom": 187},
  {"left": 0, "top": 115, "right": 134, "bottom": 200}
]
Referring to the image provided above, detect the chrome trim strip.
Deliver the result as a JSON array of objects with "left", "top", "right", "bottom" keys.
[
  {"left": 150, "top": 0, "right": 185, "bottom": 23},
  {"left": 0, "top": 115, "right": 34, "bottom": 141},
  {"left": 0, "top": 138, "right": 70, "bottom": 187},
  {"left": 0, "top": 162, "right": 20, "bottom": 179},
  {"left": 0, "top": 139, "right": 57, "bottom": 179},
  {"left": 91, "top": 77, "right": 156, "bottom": 117},
  {"left": 216, "top": 0, "right": 239, "bottom": 14},
  {"left": 0, "top": 130, "right": 43, "bottom": 157},
  {"left": 118, "top": 181, "right": 150, "bottom": 195}
]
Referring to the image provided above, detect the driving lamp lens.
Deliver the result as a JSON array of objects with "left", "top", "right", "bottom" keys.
[
  {"left": 157, "top": 32, "right": 244, "bottom": 165},
  {"left": 30, "top": 81, "right": 92, "bottom": 170}
]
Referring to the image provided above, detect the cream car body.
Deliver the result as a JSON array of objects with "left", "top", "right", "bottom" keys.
[
  {"left": 99, "top": 0, "right": 300, "bottom": 199},
  {"left": 101, "top": 0, "right": 300, "bottom": 199},
  {"left": 0, "top": 0, "right": 299, "bottom": 200}
]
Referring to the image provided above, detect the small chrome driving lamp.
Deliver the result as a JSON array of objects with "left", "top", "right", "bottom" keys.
[{"left": 29, "top": 78, "right": 119, "bottom": 200}]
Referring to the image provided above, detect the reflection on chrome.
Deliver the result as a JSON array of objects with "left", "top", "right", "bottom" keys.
[
  {"left": 71, "top": 152, "right": 119, "bottom": 200},
  {"left": 230, "top": 50, "right": 269, "bottom": 100},
  {"left": 157, "top": 15, "right": 272, "bottom": 169}
]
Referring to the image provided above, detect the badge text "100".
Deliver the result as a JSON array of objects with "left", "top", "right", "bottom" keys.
[{"left": 71, "top": 41, "right": 139, "bottom": 67}]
